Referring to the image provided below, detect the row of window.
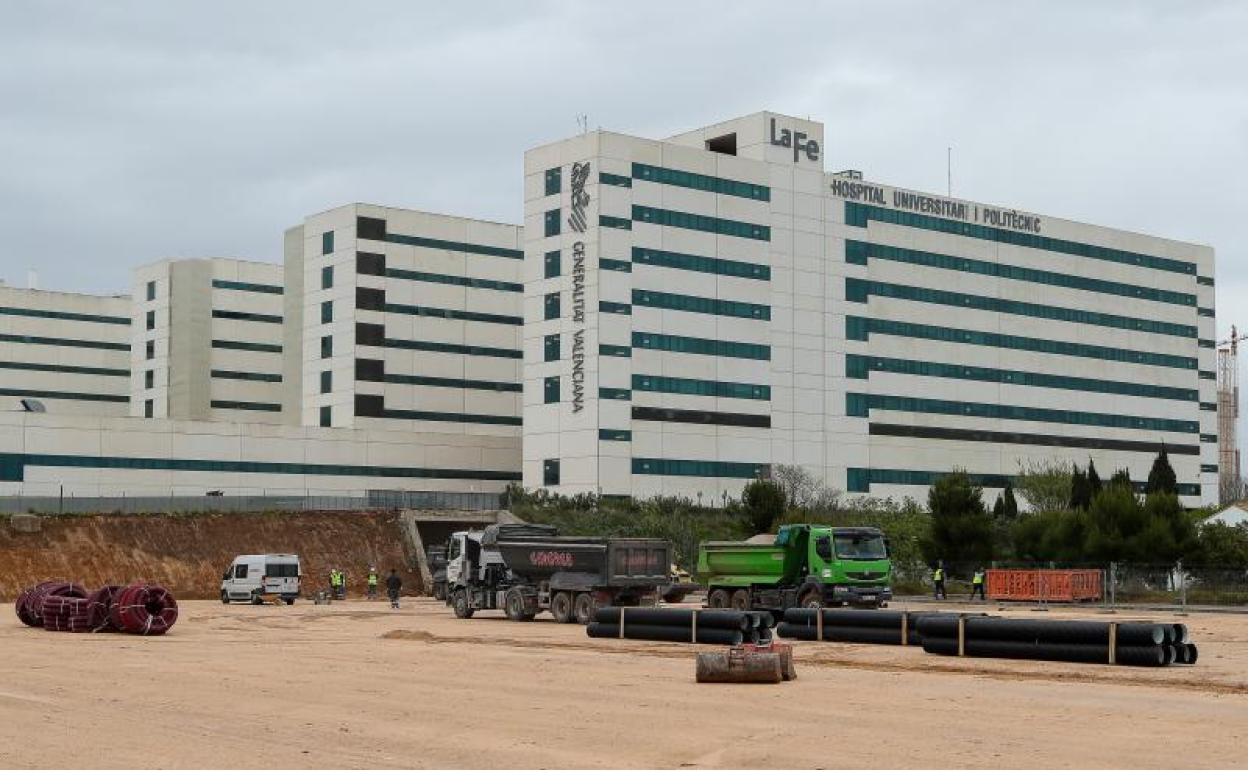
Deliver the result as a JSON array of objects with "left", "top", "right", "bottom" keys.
[
  {"left": 1198, "top": 308, "right": 1215, "bottom": 317},
  {"left": 209, "top": 400, "right": 282, "bottom": 412},
  {"left": 356, "top": 252, "right": 523, "bottom": 293},
  {"left": 846, "top": 316, "right": 1197, "bottom": 370},
  {"left": 210, "top": 369, "right": 283, "bottom": 383},
  {"left": 211, "top": 309, "right": 283, "bottom": 325},
  {"left": 0, "top": 306, "right": 130, "bottom": 325},
  {"left": 846, "top": 392, "right": 1199, "bottom": 433},
  {"left": 380, "top": 301, "right": 523, "bottom": 327},
  {"left": 599, "top": 215, "right": 632, "bottom": 230},
  {"left": 631, "top": 163, "right": 770, "bottom": 201},
  {"left": 846, "top": 278, "right": 1197, "bottom": 338},
  {"left": 0, "top": 452, "right": 521, "bottom": 484},
  {"left": 633, "top": 289, "right": 770, "bottom": 320},
  {"left": 632, "top": 405, "right": 770, "bottom": 428},
  {"left": 1202, "top": 464, "right": 1219, "bottom": 474},
  {"left": 354, "top": 394, "right": 520, "bottom": 425},
  {"left": 631, "top": 458, "right": 769, "bottom": 479},
  {"left": 1199, "top": 371, "right": 1217, "bottom": 380},
  {"left": 356, "top": 322, "right": 522, "bottom": 359},
  {"left": 0, "top": 387, "right": 127, "bottom": 403},
  {"left": 632, "top": 205, "right": 770, "bottom": 241},
  {"left": 377, "top": 373, "right": 520, "bottom": 393},
  {"left": 869, "top": 423, "right": 1200, "bottom": 456},
  {"left": 844, "top": 240, "right": 1196, "bottom": 308},
  {"left": 601, "top": 344, "right": 632, "bottom": 357},
  {"left": 1202, "top": 434, "right": 1218, "bottom": 443},
  {"left": 847, "top": 467, "right": 1202, "bottom": 497},
  {"left": 632, "top": 247, "right": 770, "bottom": 281},
  {"left": 599, "top": 429, "right": 632, "bottom": 441},
  {"left": 632, "top": 331, "right": 771, "bottom": 361},
  {"left": 1197, "top": 276, "right": 1215, "bottom": 286},
  {"left": 600, "top": 301, "right": 632, "bottom": 315},
  {"left": 844, "top": 202, "right": 1197, "bottom": 276},
  {"left": 0, "top": 361, "right": 128, "bottom": 377},
  {"left": 632, "top": 374, "right": 770, "bottom": 401},
  {"left": 600, "top": 387, "right": 631, "bottom": 400},
  {"left": 0, "top": 333, "right": 129, "bottom": 352},
  {"left": 357, "top": 216, "right": 523, "bottom": 260},
  {"left": 600, "top": 258, "right": 632, "bottom": 272},
  {"left": 845, "top": 354, "right": 1198, "bottom": 402},
  {"left": 211, "top": 339, "right": 283, "bottom": 354},
  {"left": 211, "top": 279, "right": 284, "bottom": 295},
  {"left": 600, "top": 172, "right": 632, "bottom": 188}
]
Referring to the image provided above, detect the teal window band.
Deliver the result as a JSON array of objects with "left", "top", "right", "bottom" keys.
[
  {"left": 632, "top": 205, "right": 769, "bottom": 241},
  {"left": 846, "top": 392, "right": 1198, "bottom": 433},
  {"left": 599, "top": 387, "right": 632, "bottom": 400},
  {"left": 845, "top": 201, "right": 1196, "bottom": 276},
  {"left": 382, "top": 302, "right": 522, "bottom": 326},
  {"left": 211, "top": 340, "right": 282, "bottom": 353},
  {"left": 212, "top": 309, "right": 283, "bottom": 324},
  {"left": 632, "top": 289, "right": 769, "bottom": 320},
  {"left": 384, "top": 374, "right": 521, "bottom": 392},
  {"left": 631, "top": 162, "right": 769, "bottom": 201},
  {"left": 210, "top": 400, "right": 281, "bottom": 412},
  {"left": 632, "top": 457, "right": 768, "bottom": 479},
  {"left": 383, "top": 268, "right": 521, "bottom": 293},
  {"left": 599, "top": 429, "right": 632, "bottom": 441},
  {"left": 0, "top": 333, "right": 128, "bottom": 351},
  {"left": 0, "top": 306, "right": 130, "bottom": 325},
  {"left": 632, "top": 247, "right": 769, "bottom": 281},
  {"left": 212, "top": 279, "right": 283, "bottom": 295},
  {"left": 846, "top": 316, "right": 1196, "bottom": 370},
  {"left": 0, "top": 388, "right": 127, "bottom": 403},
  {"left": 600, "top": 258, "right": 632, "bottom": 272},
  {"left": 845, "top": 240, "right": 1196, "bottom": 307},
  {"left": 599, "top": 215, "right": 633, "bottom": 230},
  {"left": 600, "top": 172, "right": 632, "bottom": 188},
  {"left": 383, "top": 233, "right": 523, "bottom": 260},
  {"left": 210, "top": 370, "right": 283, "bottom": 383},
  {"left": 600, "top": 344, "right": 632, "bottom": 358},
  {"left": 845, "top": 277, "right": 1196, "bottom": 338},
  {"left": 0, "top": 361, "right": 128, "bottom": 377},
  {"left": 599, "top": 301, "right": 632, "bottom": 315},
  {"left": 632, "top": 331, "right": 770, "bottom": 361},
  {"left": 845, "top": 354, "right": 1197, "bottom": 402},
  {"left": 632, "top": 374, "right": 770, "bottom": 401},
  {"left": 848, "top": 466, "right": 1200, "bottom": 497}
]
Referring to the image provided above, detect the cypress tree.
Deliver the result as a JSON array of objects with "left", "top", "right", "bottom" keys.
[
  {"left": 1146, "top": 446, "right": 1177, "bottom": 496},
  {"left": 1087, "top": 459, "right": 1103, "bottom": 497}
]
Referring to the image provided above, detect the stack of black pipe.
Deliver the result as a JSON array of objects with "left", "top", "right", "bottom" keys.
[
  {"left": 917, "top": 615, "right": 1198, "bottom": 667},
  {"left": 777, "top": 608, "right": 954, "bottom": 645},
  {"left": 586, "top": 608, "right": 775, "bottom": 645}
]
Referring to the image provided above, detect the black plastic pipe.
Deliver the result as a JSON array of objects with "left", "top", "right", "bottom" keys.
[
  {"left": 586, "top": 622, "right": 743, "bottom": 645},
  {"left": 777, "top": 623, "right": 912, "bottom": 645},
  {"left": 915, "top": 616, "right": 1167, "bottom": 646},
  {"left": 592, "top": 608, "right": 750, "bottom": 630},
  {"left": 921, "top": 636, "right": 1170, "bottom": 666}
]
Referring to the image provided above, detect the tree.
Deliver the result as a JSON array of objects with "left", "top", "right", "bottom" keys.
[
  {"left": 993, "top": 495, "right": 1006, "bottom": 519},
  {"left": 921, "top": 470, "right": 994, "bottom": 570},
  {"left": 1070, "top": 466, "right": 1092, "bottom": 510},
  {"left": 742, "top": 479, "right": 786, "bottom": 535},
  {"left": 1015, "top": 459, "right": 1073, "bottom": 513},
  {"left": 1146, "top": 446, "right": 1177, "bottom": 496},
  {"left": 1001, "top": 483, "right": 1019, "bottom": 519},
  {"left": 772, "top": 464, "right": 842, "bottom": 510},
  {"left": 1087, "top": 460, "right": 1103, "bottom": 497},
  {"left": 1109, "top": 468, "right": 1133, "bottom": 490}
]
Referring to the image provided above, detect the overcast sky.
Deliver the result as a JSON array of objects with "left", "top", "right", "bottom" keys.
[{"left": 1, "top": 2, "right": 1244, "bottom": 339}]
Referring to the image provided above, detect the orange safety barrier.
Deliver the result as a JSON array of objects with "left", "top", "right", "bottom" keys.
[{"left": 986, "top": 569, "right": 1102, "bottom": 602}]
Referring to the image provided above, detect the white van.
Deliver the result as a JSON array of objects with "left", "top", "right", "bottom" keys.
[{"left": 220, "top": 554, "right": 301, "bottom": 605}]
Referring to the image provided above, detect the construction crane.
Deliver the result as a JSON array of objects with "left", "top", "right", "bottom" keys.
[{"left": 1217, "top": 325, "right": 1248, "bottom": 504}]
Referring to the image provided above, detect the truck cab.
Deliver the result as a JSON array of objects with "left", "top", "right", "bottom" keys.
[
  {"left": 699, "top": 524, "right": 892, "bottom": 611},
  {"left": 220, "top": 554, "right": 301, "bottom": 605}
]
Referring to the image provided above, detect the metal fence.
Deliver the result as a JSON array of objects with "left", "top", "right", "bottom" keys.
[
  {"left": 0, "top": 489, "right": 506, "bottom": 515},
  {"left": 907, "top": 561, "right": 1248, "bottom": 608}
]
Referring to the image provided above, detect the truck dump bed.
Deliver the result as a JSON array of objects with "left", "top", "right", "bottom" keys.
[{"left": 485, "top": 525, "right": 670, "bottom": 586}]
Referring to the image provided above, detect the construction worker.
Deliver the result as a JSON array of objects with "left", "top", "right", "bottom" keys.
[
  {"left": 367, "top": 567, "right": 379, "bottom": 600},
  {"left": 330, "top": 568, "right": 344, "bottom": 600},
  {"left": 971, "top": 567, "right": 987, "bottom": 601},
  {"left": 932, "top": 563, "right": 947, "bottom": 600},
  {"left": 385, "top": 569, "right": 402, "bottom": 609}
]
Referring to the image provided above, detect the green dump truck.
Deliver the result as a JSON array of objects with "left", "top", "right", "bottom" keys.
[{"left": 697, "top": 524, "right": 892, "bottom": 610}]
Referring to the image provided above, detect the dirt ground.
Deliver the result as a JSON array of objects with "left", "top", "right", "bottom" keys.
[{"left": 1, "top": 597, "right": 1245, "bottom": 769}]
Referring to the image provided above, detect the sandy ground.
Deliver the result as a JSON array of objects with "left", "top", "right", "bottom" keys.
[{"left": 1, "top": 597, "right": 1245, "bottom": 769}]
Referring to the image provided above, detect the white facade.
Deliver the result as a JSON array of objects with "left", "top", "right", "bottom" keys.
[
  {"left": 522, "top": 111, "right": 1216, "bottom": 506},
  {"left": 0, "top": 284, "right": 132, "bottom": 417}
]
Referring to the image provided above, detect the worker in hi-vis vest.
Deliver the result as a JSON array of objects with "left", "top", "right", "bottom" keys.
[
  {"left": 932, "top": 564, "right": 947, "bottom": 600},
  {"left": 367, "top": 567, "right": 379, "bottom": 600},
  {"left": 971, "top": 567, "right": 986, "bottom": 601}
]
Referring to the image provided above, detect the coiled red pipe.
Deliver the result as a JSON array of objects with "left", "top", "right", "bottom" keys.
[
  {"left": 85, "top": 585, "right": 124, "bottom": 632},
  {"left": 110, "top": 585, "right": 179, "bottom": 636},
  {"left": 41, "top": 595, "right": 93, "bottom": 633}
]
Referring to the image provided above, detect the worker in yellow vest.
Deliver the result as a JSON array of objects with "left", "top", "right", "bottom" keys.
[
  {"left": 932, "top": 564, "right": 947, "bottom": 600},
  {"left": 330, "top": 568, "right": 345, "bottom": 600},
  {"left": 971, "top": 567, "right": 986, "bottom": 601},
  {"left": 367, "top": 567, "right": 379, "bottom": 600}
]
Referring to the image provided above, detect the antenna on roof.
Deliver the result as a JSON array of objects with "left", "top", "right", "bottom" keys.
[{"left": 576, "top": 114, "right": 589, "bottom": 135}]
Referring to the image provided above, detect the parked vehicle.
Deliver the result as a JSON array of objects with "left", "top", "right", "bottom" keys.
[
  {"left": 426, "top": 543, "right": 448, "bottom": 601},
  {"left": 220, "top": 554, "right": 301, "bottom": 605},
  {"left": 445, "top": 524, "right": 671, "bottom": 624},
  {"left": 698, "top": 524, "right": 891, "bottom": 611}
]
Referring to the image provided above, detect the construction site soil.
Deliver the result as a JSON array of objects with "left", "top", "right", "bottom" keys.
[
  {"left": 0, "top": 511, "right": 421, "bottom": 601},
  {"left": 2, "top": 597, "right": 1244, "bottom": 768}
]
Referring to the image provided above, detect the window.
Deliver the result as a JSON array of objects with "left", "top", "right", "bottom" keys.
[
  {"left": 356, "top": 287, "right": 385, "bottom": 312},
  {"left": 545, "top": 167, "right": 561, "bottom": 195},
  {"left": 211, "top": 279, "right": 283, "bottom": 295},
  {"left": 632, "top": 374, "right": 770, "bottom": 401},
  {"left": 544, "top": 209, "right": 561, "bottom": 237},
  {"left": 631, "top": 162, "right": 769, "bottom": 201},
  {"left": 544, "top": 334, "right": 560, "bottom": 362},
  {"left": 356, "top": 251, "right": 385, "bottom": 276},
  {"left": 600, "top": 258, "right": 632, "bottom": 272},
  {"left": 600, "top": 173, "right": 632, "bottom": 188},
  {"left": 211, "top": 309, "right": 282, "bottom": 324},
  {"left": 145, "top": 310, "right": 155, "bottom": 330},
  {"left": 355, "top": 358, "right": 384, "bottom": 382},
  {"left": 234, "top": 564, "right": 249, "bottom": 579},
  {"left": 631, "top": 332, "right": 770, "bottom": 361},
  {"left": 632, "top": 289, "right": 769, "bottom": 320},
  {"left": 322, "top": 265, "right": 333, "bottom": 289},
  {"left": 632, "top": 247, "right": 769, "bottom": 281},
  {"left": 599, "top": 301, "right": 631, "bottom": 315},
  {"left": 599, "top": 215, "right": 632, "bottom": 230},
  {"left": 144, "top": 399, "right": 153, "bottom": 418},
  {"left": 320, "top": 406, "right": 332, "bottom": 427},
  {"left": 545, "top": 250, "right": 561, "bottom": 278},
  {"left": 321, "top": 335, "right": 332, "bottom": 359},
  {"left": 844, "top": 278, "right": 1195, "bottom": 339},
  {"left": 322, "top": 231, "right": 334, "bottom": 255},
  {"left": 543, "top": 459, "right": 560, "bottom": 486},
  {"left": 144, "top": 370, "right": 154, "bottom": 390},
  {"left": 631, "top": 458, "right": 768, "bottom": 479},
  {"left": 146, "top": 281, "right": 155, "bottom": 301},
  {"left": 544, "top": 292, "right": 560, "bottom": 320},
  {"left": 145, "top": 340, "right": 155, "bottom": 360},
  {"left": 320, "top": 370, "right": 332, "bottom": 394},
  {"left": 599, "top": 429, "right": 632, "bottom": 441},
  {"left": 631, "top": 205, "right": 769, "bottom": 241},
  {"left": 544, "top": 376, "right": 560, "bottom": 404},
  {"left": 356, "top": 216, "right": 386, "bottom": 240},
  {"left": 632, "top": 406, "right": 770, "bottom": 428},
  {"left": 321, "top": 301, "right": 333, "bottom": 324},
  {"left": 599, "top": 387, "right": 631, "bottom": 400}
]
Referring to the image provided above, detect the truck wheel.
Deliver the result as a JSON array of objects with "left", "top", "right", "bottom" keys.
[
  {"left": 707, "top": 589, "right": 731, "bottom": 609},
  {"left": 505, "top": 589, "right": 533, "bottom": 621},
  {"left": 433, "top": 584, "right": 446, "bottom": 602},
  {"left": 800, "top": 590, "right": 823, "bottom": 609},
  {"left": 284, "top": 598, "right": 295, "bottom": 606},
  {"left": 551, "top": 592, "right": 574, "bottom": 623},
  {"left": 452, "top": 590, "right": 474, "bottom": 619},
  {"left": 251, "top": 592, "right": 264, "bottom": 606},
  {"left": 730, "top": 590, "right": 752, "bottom": 611},
  {"left": 220, "top": 591, "right": 230, "bottom": 605},
  {"left": 573, "top": 593, "right": 596, "bottom": 625}
]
